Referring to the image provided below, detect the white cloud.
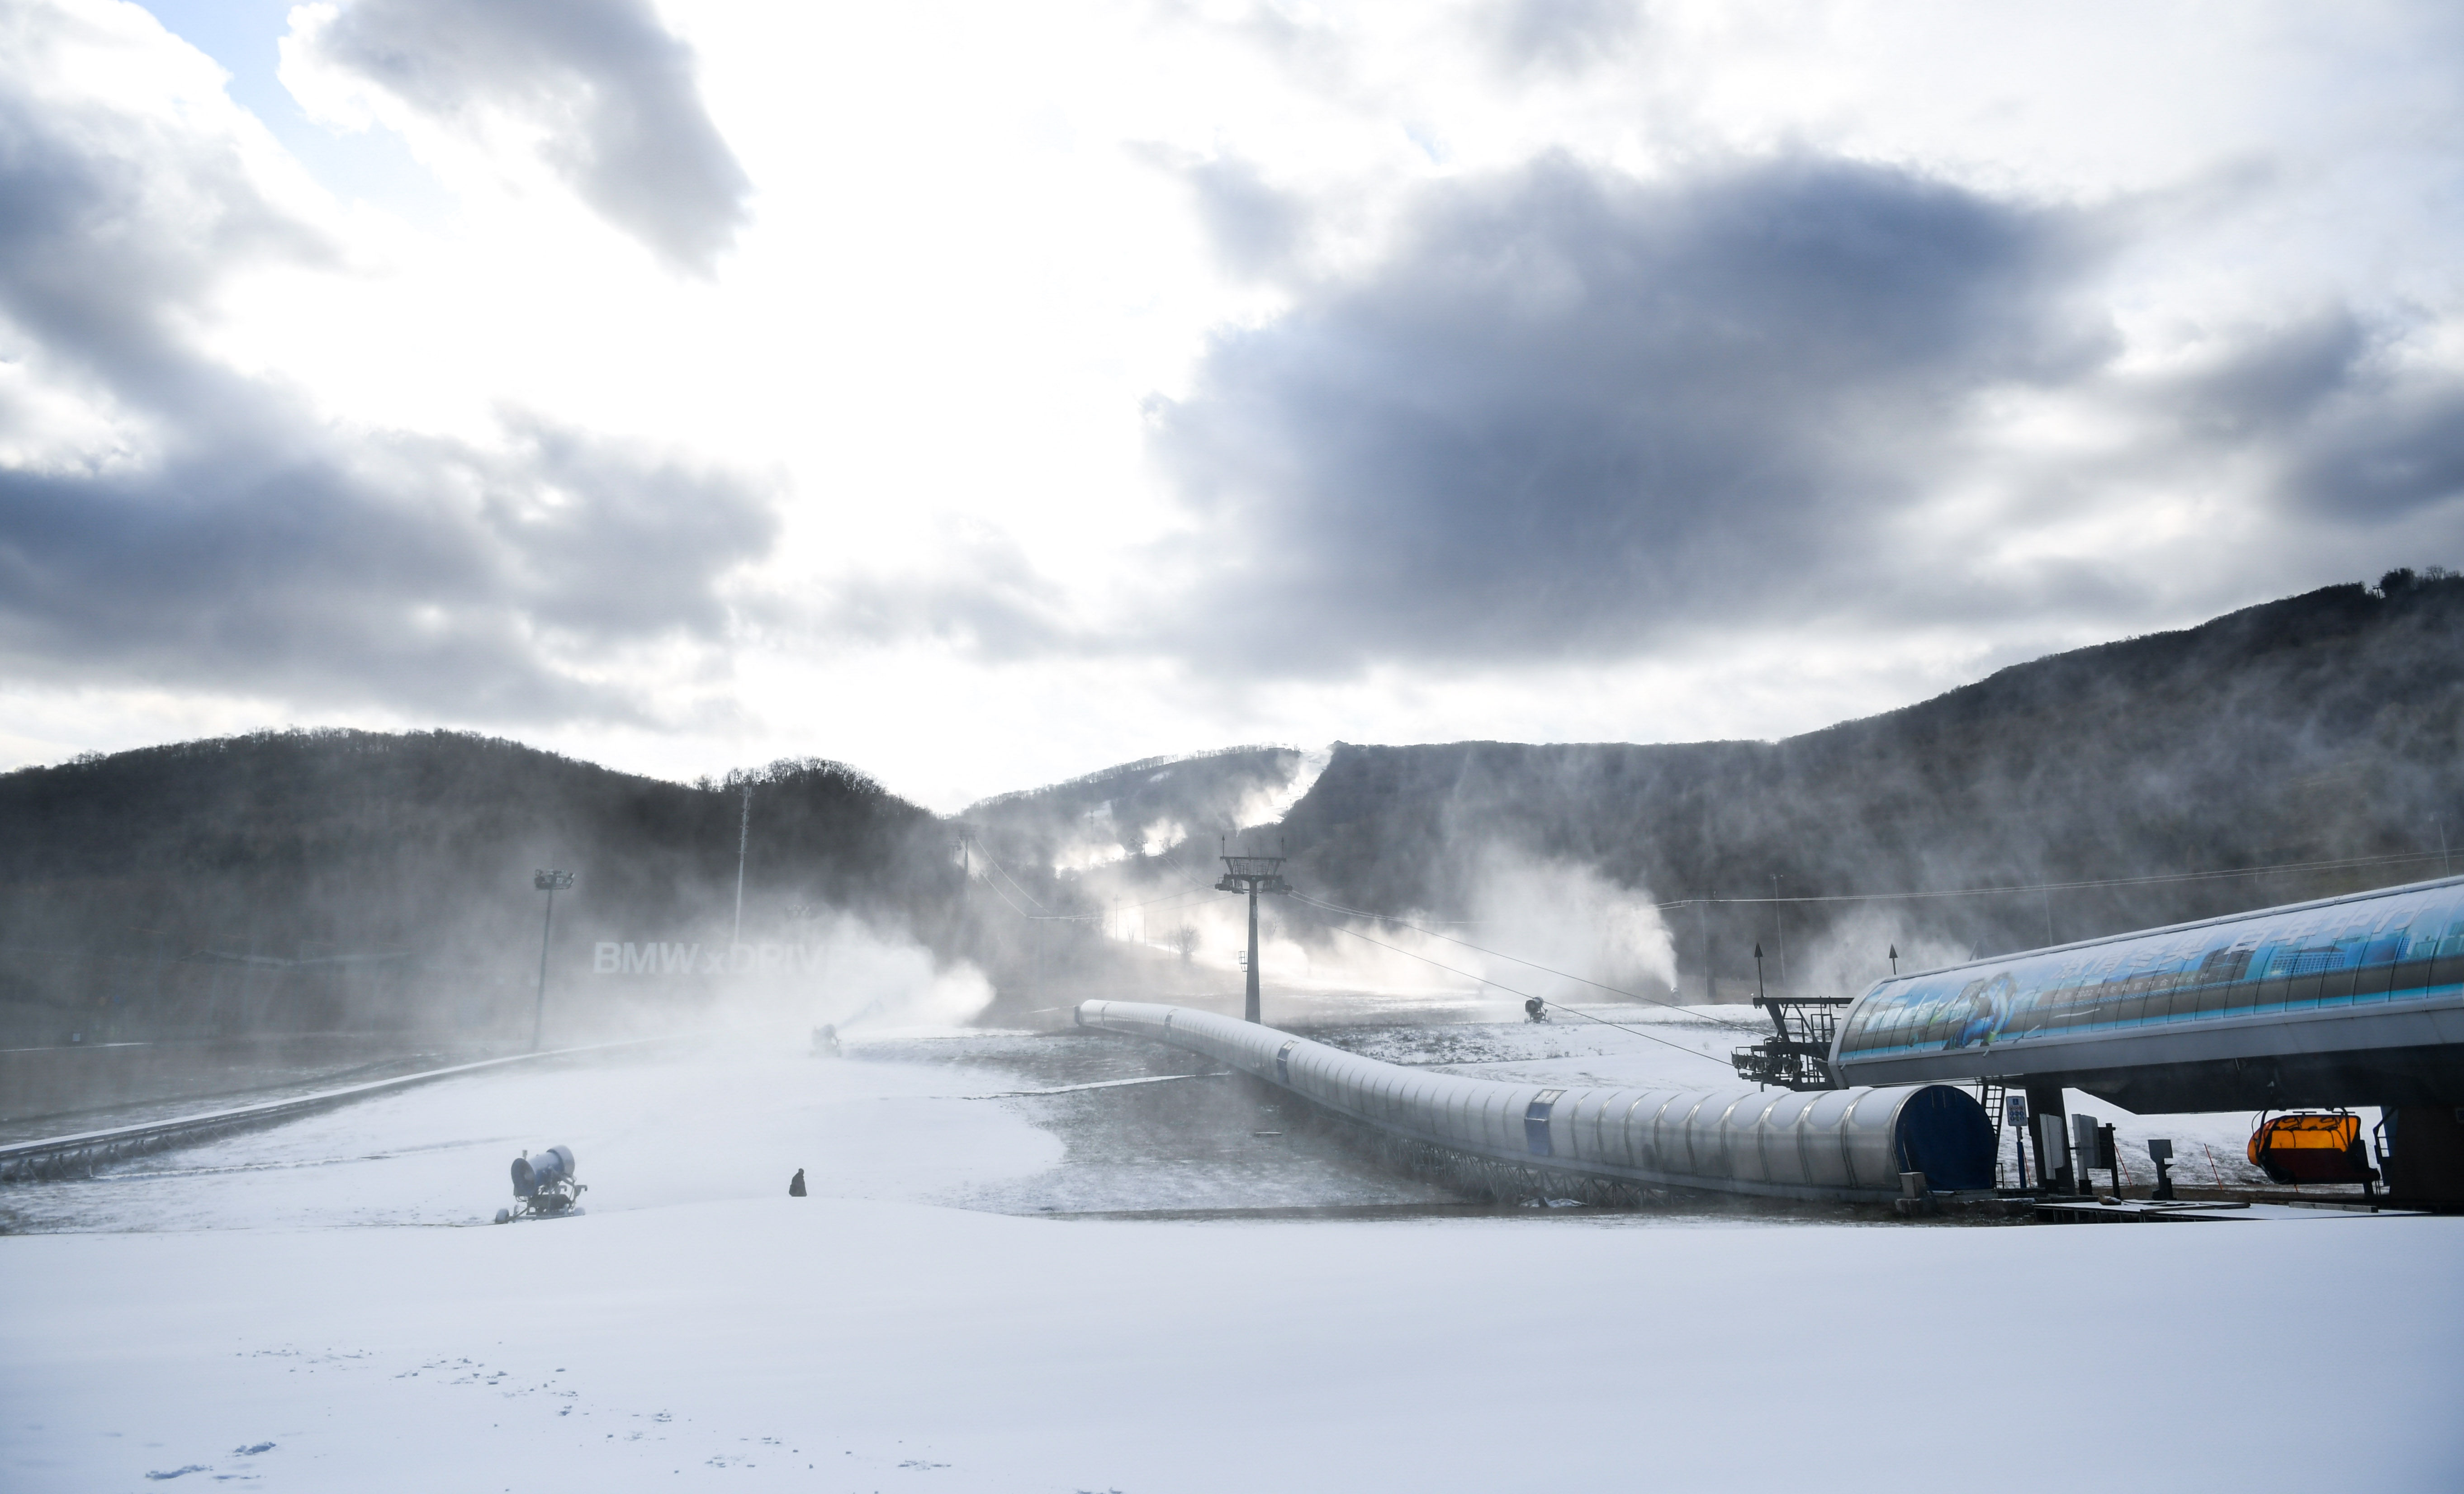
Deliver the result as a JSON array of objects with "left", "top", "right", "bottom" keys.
[{"left": 0, "top": 0, "right": 2454, "bottom": 804}]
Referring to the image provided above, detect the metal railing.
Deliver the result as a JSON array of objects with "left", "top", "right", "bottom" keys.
[{"left": 0, "top": 1035, "right": 680, "bottom": 1184}]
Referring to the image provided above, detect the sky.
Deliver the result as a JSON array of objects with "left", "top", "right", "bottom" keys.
[{"left": 0, "top": 0, "right": 2459, "bottom": 812}]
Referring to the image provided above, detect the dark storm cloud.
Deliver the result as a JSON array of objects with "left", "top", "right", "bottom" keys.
[
  {"left": 0, "top": 72, "right": 773, "bottom": 719},
  {"left": 0, "top": 425, "right": 775, "bottom": 719},
  {"left": 307, "top": 0, "right": 751, "bottom": 275},
  {"left": 1145, "top": 154, "right": 2114, "bottom": 671},
  {"left": 2162, "top": 312, "right": 2464, "bottom": 525},
  {"left": 2168, "top": 308, "right": 2370, "bottom": 440},
  {"left": 2289, "top": 376, "right": 2464, "bottom": 523}
]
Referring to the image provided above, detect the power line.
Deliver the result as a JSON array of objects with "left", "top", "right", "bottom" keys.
[
  {"left": 1107, "top": 882, "right": 1217, "bottom": 912},
  {"left": 968, "top": 866, "right": 1044, "bottom": 921},
  {"left": 972, "top": 840, "right": 1054, "bottom": 912},
  {"left": 967, "top": 838, "right": 1112, "bottom": 923},
  {"left": 1649, "top": 848, "right": 2453, "bottom": 910},
  {"left": 968, "top": 861, "right": 1092, "bottom": 923},
  {"left": 1280, "top": 845, "right": 2452, "bottom": 958}
]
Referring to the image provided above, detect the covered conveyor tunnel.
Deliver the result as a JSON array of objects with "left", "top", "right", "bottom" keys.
[
  {"left": 1075, "top": 1001, "right": 1995, "bottom": 1204},
  {"left": 1828, "top": 874, "right": 2464, "bottom": 1115}
]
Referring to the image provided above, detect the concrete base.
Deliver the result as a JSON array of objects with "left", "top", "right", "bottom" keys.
[{"left": 2033, "top": 1196, "right": 2421, "bottom": 1223}]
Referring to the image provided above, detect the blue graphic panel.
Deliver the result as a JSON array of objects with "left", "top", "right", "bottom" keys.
[{"left": 1836, "top": 881, "right": 2464, "bottom": 1062}]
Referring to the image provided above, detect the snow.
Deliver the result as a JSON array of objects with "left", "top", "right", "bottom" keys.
[{"left": 5, "top": 1025, "right": 2459, "bottom": 1492}]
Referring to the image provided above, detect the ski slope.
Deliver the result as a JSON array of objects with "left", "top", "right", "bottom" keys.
[{"left": 3, "top": 1027, "right": 2457, "bottom": 1492}]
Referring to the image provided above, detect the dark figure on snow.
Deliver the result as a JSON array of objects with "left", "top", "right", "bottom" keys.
[{"left": 789, "top": 1168, "right": 807, "bottom": 1197}]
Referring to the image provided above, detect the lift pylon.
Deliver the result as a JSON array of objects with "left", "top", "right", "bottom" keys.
[{"left": 1216, "top": 850, "right": 1290, "bottom": 1023}]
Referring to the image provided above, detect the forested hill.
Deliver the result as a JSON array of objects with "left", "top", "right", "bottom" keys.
[
  {"left": 1275, "top": 573, "right": 2464, "bottom": 997},
  {"left": 959, "top": 745, "right": 1309, "bottom": 877},
  {"left": 0, "top": 731, "right": 951, "bottom": 1044}
]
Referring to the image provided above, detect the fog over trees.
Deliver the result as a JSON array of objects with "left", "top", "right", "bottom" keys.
[
  {"left": 0, "top": 734, "right": 952, "bottom": 1045},
  {"left": 1276, "top": 573, "right": 2464, "bottom": 997},
  {"left": 2, "top": 572, "right": 2456, "bottom": 1045}
]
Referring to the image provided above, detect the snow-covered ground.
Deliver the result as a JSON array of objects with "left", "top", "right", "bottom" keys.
[{"left": 4, "top": 1017, "right": 2457, "bottom": 1491}]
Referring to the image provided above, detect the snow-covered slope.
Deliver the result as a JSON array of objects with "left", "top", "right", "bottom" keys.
[{"left": 3, "top": 1029, "right": 2456, "bottom": 1492}]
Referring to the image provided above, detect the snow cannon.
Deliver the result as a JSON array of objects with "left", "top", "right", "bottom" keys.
[
  {"left": 495, "top": 1145, "right": 585, "bottom": 1223},
  {"left": 513, "top": 1145, "right": 576, "bottom": 1197}
]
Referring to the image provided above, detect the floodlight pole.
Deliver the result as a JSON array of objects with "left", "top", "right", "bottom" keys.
[
  {"left": 1216, "top": 843, "right": 1291, "bottom": 1024},
  {"left": 731, "top": 786, "right": 752, "bottom": 948},
  {"left": 532, "top": 869, "right": 575, "bottom": 1051}
]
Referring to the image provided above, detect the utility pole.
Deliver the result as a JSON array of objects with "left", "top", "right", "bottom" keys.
[
  {"left": 531, "top": 869, "right": 574, "bottom": 1051},
  {"left": 1216, "top": 839, "right": 1291, "bottom": 1023},
  {"left": 1703, "top": 885, "right": 1716, "bottom": 1004},
  {"left": 731, "top": 786, "right": 752, "bottom": 949},
  {"left": 955, "top": 829, "right": 971, "bottom": 920},
  {"left": 1772, "top": 875, "right": 1787, "bottom": 987}
]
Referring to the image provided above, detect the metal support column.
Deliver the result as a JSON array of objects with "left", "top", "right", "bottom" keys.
[
  {"left": 531, "top": 868, "right": 574, "bottom": 1051},
  {"left": 1216, "top": 847, "right": 1290, "bottom": 1024}
]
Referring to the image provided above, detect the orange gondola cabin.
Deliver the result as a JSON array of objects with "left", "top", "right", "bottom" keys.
[{"left": 2247, "top": 1111, "right": 2377, "bottom": 1186}]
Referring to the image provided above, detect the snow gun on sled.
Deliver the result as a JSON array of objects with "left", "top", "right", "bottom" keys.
[{"left": 493, "top": 1145, "right": 585, "bottom": 1223}]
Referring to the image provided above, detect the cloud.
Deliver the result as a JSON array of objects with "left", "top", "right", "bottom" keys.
[
  {"left": 1144, "top": 153, "right": 2114, "bottom": 671},
  {"left": 1182, "top": 156, "right": 1307, "bottom": 282},
  {"left": 295, "top": 0, "right": 751, "bottom": 275},
  {"left": 0, "top": 402, "right": 778, "bottom": 727},
  {"left": 1141, "top": 150, "right": 2464, "bottom": 679},
  {"left": 1474, "top": 0, "right": 1643, "bottom": 76},
  {"left": 809, "top": 522, "right": 1076, "bottom": 661},
  {"left": 0, "top": 11, "right": 774, "bottom": 720},
  {"left": 2203, "top": 316, "right": 2464, "bottom": 526}
]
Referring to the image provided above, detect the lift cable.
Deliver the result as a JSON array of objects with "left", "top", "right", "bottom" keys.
[
  {"left": 1288, "top": 891, "right": 1763, "bottom": 1030},
  {"left": 1104, "top": 880, "right": 1220, "bottom": 912}
]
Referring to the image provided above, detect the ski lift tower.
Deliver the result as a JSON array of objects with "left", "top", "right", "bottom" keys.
[{"left": 1216, "top": 846, "right": 1291, "bottom": 1024}]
